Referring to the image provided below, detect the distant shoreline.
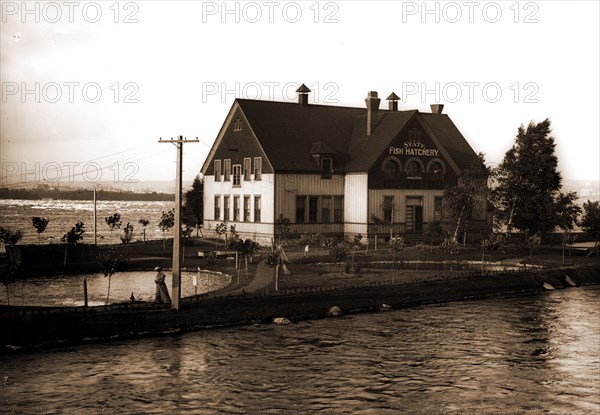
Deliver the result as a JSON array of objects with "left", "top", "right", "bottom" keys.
[{"left": 0, "top": 187, "right": 174, "bottom": 202}]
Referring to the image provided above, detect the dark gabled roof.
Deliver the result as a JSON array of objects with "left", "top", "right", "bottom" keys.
[
  {"left": 228, "top": 98, "right": 478, "bottom": 174},
  {"left": 346, "top": 110, "right": 417, "bottom": 171},
  {"left": 237, "top": 99, "right": 364, "bottom": 172},
  {"left": 419, "top": 113, "right": 479, "bottom": 170}
]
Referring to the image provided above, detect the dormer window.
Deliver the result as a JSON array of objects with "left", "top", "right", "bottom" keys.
[{"left": 321, "top": 158, "right": 333, "bottom": 179}]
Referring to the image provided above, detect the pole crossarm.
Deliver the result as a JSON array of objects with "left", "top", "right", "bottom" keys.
[{"left": 158, "top": 135, "right": 199, "bottom": 310}]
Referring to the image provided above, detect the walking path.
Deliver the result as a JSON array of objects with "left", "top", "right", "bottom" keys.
[{"left": 217, "top": 262, "right": 274, "bottom": 296}]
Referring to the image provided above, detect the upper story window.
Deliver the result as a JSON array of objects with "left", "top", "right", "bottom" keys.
[
  {"left": 406, "top": 160, "right": 422, "bottom": 178},
  {"left": 214, "top": 160, "right": 222, "bottom": 182},
  {"left": 321, "top": 158, "right": 333, "bottom": 179},
  {"left": 243, "top": 158, "right": 251, "bottom": 181},
  {"left": 224, "top": 159, "right": 231, "bottom": 181},
  {"left": 429, "top": 161, "right": 444, "bottom": 178},
  {"left": 233, "top": 164, "right": 241, "bottom": 186},
  {"left": 254, "top": 157, "right": 262, "bottom": 181},
  {"left": 383, "top": 158, "right": 400, "bottom": 179},
  {"left": 233, "top": 118, "right": 242, "bottom": 132}
]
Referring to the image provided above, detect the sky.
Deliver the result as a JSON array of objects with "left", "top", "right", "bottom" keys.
[{"left": 1, "top": 0, "right": 599, "bottom": 189}]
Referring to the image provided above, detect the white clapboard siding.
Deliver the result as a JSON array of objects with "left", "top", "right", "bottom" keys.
[
  {"left": 368, "top": 189, "right": 444, "bottom": 224},
  {"left": 274, "top": 173, "right": 345, "bottom": 220},
  {"left": 204, "top": 173, "right": 275, "bottom": 224},
  {"left": 344, "top": 173, "right": 369, "bottom": 223}
]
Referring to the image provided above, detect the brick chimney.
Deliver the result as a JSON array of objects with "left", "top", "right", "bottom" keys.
[
  {"left": 296, "top": 84, "right": 311, "bottom": 106},
  {"left": 387, "top": 92, "right": 400, "bottom": 112},
  {"left": 430, "top": 104, "right": 444, "bottom": 114},
  {"left": 365, "top": 91, "right": 381, "bottom": 136}
]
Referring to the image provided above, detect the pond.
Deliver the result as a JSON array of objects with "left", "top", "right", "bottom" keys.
[
  {"left": 0, "top": 270, "right": 231, "bottom": 307},
  {"left": 353, "top": 260, "right": 524, "bottom": 272}
]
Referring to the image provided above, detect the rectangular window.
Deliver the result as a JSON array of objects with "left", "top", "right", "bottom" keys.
[
  {"left": 244, "top": 196, "right": 250, "bottom": 222},
  {"left": 224, "top": 159, "right": 231, "bottom": 182},
  {"left": 223, "top": 195, "right": 230, "bottom": 222},
  {"left": 321, "top": 196, "right": 331, "bottom": 224},
  {"left": 214, "top": 160, "right": 221, "bottom": 182},
  {"left": 214, "top": 195, "right": 221, "bottom": 220},
  {"left": 334, "top": 196, "right": 343, "bottom": 223},
  {"left": 321, "top": 158, "right": 333, "bottom": 179},
  {"left": 243, "top": 158, "right": 251, "bottom": 181},
  {"left": 383, "top": 195, "right": 394, "bottom": 224},
  {"left": 308, "top": 196, "right": 319, "bottom": 223},
  {"left": 434, "top": 197, "right": 443, "bottom": 222},
  {"left": 233, "top": 196, "right": 240, "bottom": 221},
  {"left": 233, "top": 164, "right": 241, "bottom": 186},
  {"left": 254, "top": 157, "right": 262, "bottom": 181},
  {"left": 296, "top": 196, "right": 306, "bottom": 223},
  {"left": 254, "top": 196, "right": 261, "bottom": 222}
]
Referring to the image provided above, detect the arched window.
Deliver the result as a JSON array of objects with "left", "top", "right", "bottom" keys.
[
  {"left": 383, "top": 158, "right": 400, "bottom": 179},
  {"left": 429, "top": 161, "right": 444, "bottom": 179},
  {"left": 406, "top": 160, "right": 422, "bottom": 177}
]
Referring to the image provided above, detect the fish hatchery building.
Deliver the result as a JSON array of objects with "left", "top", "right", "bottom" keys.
[{"left": 200, "top": 86, "right": 489, "bottom": 245}]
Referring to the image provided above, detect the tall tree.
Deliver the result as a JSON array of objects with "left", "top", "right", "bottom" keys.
[
  {"left": 443, "top": 153, "right": 490, "bottom": 242},
  {"left": 493, "top": 119, "right": 562, "bottom": 238},
  {"left": 581, "top": 200, "right": 600, "bottom": 255},
  {"left": 183, "top": 176, "right": 204, "bottom": 236}
]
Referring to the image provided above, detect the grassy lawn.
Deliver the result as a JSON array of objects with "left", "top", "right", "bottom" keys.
[{"left": 174, "top": 237, "right": 600, "bottom": 293}]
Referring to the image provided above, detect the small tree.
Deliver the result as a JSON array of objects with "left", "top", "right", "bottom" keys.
[
  {"left": 581, "top": 200, "right": 600, "bottom": 256},
  {"left": 350, "top": 234, "right": 363, "bottom": 269},
  {"left": 561, "top": 231, "right": 577, "bottom": 265},
  {"left": 120, "top": 222, "right": 134, "bottom": 255},
  {"left": 0, "top": 227, "right": 23, "bottom": 265},
  {"left": 104, "top": 213, "right": 122, "bottom": 243},
  {"left": 228, "top": 237, "right": 260, "bottom": 271},
  {"left": 444, "top": 153, "right": 489, "bottom": 243},
  {"left": 527, "top": 234, "right": 541, "bottom": 262},
  {"left": 265, "top": 245, "right": 287, "bottom": 291},
  {"left": 31, "top": 217, "right": 49, "bottom": 243},
  {"left": 61, "top": 222, "right": 85, "bottom": 265},
  {"left": 0, "top": 264, "right": 20, "bottom": 313},
  {"left": 415, "top": 242, "right": 425, "bottom": 270},
  {"left": 159, "top": 209, "right": 175, "bottom": 250},
  {"left": 275, "top": 214, "right": 292, "bottom": 244},
  {"left": 215, "top": 222, "right": 228, "bottom": 245},
  {"left": 62, "top": 222, "right": 85, "bottom": 244},
  {"left": 328, "top": 241, "right": 349, "bottom": 267},
  {"left": 480, "top": 232, "right": 506, "bottom": 263},
  {"left": 138, "top": 218, "right": 150, "bottom": 243},
  {"left": 97, "top": 248, "right": 124, "bottom": 305},
  {"left": 389, "top": 235, "right": 405, "bottom": 267}
]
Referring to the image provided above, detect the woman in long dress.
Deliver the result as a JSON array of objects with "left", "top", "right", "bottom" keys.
[{"left": 154, "top": 267, "right": 171, "bottom": 304}]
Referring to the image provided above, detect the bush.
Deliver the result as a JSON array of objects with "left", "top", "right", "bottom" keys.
[{"left": 329, "top": 241, "right": 349, "bottom": 265}]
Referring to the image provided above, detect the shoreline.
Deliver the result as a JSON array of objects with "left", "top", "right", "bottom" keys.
[{"left": 2, "top": 265, "right": 599, "bottom": 353}]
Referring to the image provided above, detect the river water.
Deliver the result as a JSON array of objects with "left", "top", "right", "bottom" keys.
[
  {"left": 1, "top": 286, "right": 599, "bottom": 414},
  {"left": 0, "top": 199, "right": 174, "bottom": 245}
]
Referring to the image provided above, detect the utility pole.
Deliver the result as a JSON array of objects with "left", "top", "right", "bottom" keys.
[{"left": 159, "top": 135, "right": 199, "bottom": 310}]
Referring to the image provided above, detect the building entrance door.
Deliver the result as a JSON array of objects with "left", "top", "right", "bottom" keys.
[{"left": 406, "top": 197, "right": 423, "bottom": 233}]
